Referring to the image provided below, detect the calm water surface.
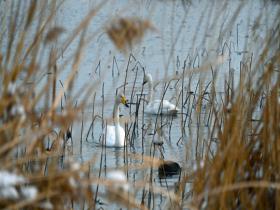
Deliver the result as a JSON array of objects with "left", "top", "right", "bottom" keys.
[
  {"left": 55, "top": 0, "right": 279, "bottom": 208},
  {"left": 1, "top": 0, "right": 279, "bottom": 208}
]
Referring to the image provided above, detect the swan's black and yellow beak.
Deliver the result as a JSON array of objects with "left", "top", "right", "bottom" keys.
[
  {"left": 121, "top": 96, "right": 129, "bottom": 108},
  {"left": 142, "top": 80, "right": 147, "bottom": 85}
]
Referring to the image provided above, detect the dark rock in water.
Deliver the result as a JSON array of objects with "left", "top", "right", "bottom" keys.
[{"left": 158, "top": 160, "right": 181, "bottom": 178}]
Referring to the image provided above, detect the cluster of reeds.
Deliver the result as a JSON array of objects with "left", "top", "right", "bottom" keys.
[
  {"left": 0, "top": 1, "right": 158, "bottom": 209},
  {"left": 174, "top": 6, "right": 280, "bottom": 210},
  {"left": 188, "top": 42, "right": 280, "bottom": 210},
  {"left": 0, "top": 1, "right": 101, "bottom": 209}
]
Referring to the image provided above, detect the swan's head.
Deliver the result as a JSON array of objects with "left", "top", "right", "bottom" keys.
[
  {"left": 116, "top": 93, "right": 129, "bottom": 107},
  {"left": 143, "top": 73, "right": 152, "bottom": 85}
]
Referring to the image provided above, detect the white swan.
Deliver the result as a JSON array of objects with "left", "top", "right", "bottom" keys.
[
  {"left": 104, "top": 93, "right": 129, "bottom": 147},
  {"left": 143, "top": 73, "right": 179, "bottom": 115},
  {"left": 106, "top": 170, "right": 129, "bottom": 192}
]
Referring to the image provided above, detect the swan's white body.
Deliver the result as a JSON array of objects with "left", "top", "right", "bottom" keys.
[
  {"left": 143, "top": 73, "right": 179, "bottom": 115},
  {"left": 104, "top": 94, "right": 128, "bottom": 147},
  {"left": 105, "top": 125, "right": 125, "bottom": 147},
  {"left": 145, "top": 99, "right": 178, "bottom": 115}
]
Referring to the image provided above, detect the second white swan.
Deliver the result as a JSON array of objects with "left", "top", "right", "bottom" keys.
[{"left": 143, "top": 73, "right": 179, "bottom": 115}]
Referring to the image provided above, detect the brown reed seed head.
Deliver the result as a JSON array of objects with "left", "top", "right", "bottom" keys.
[
  {"left": 107, "top": 18, "right": 154, "bottom": 52},
  {"left": 44, "top": 26, "right": 66, "bottom": 44}
]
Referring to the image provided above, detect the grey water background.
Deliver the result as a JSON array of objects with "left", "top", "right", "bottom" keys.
[
  {"left": 51, "top": 0, "right": 280, "bottom": 208},
  {"left": 1, "top": 0, "right": 279, "bottom": 208},
  {"left": 55, "top": 1, "right": 278, "bottom": 208}
]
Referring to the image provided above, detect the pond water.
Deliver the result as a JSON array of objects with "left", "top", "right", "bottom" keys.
[
  {"left": 55, "top": 0, "right": 279, "bottom": 208},
  {"left": 1, "top": 0, "right": 279, "bottom": 209}
]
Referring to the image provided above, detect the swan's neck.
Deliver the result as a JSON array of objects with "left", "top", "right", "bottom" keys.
[
  {"left": 147, "top": 79, "right": 153, "bottom": 103},
  {"left": 113, "top": 102, "right": 121, "bottom": 146}
]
